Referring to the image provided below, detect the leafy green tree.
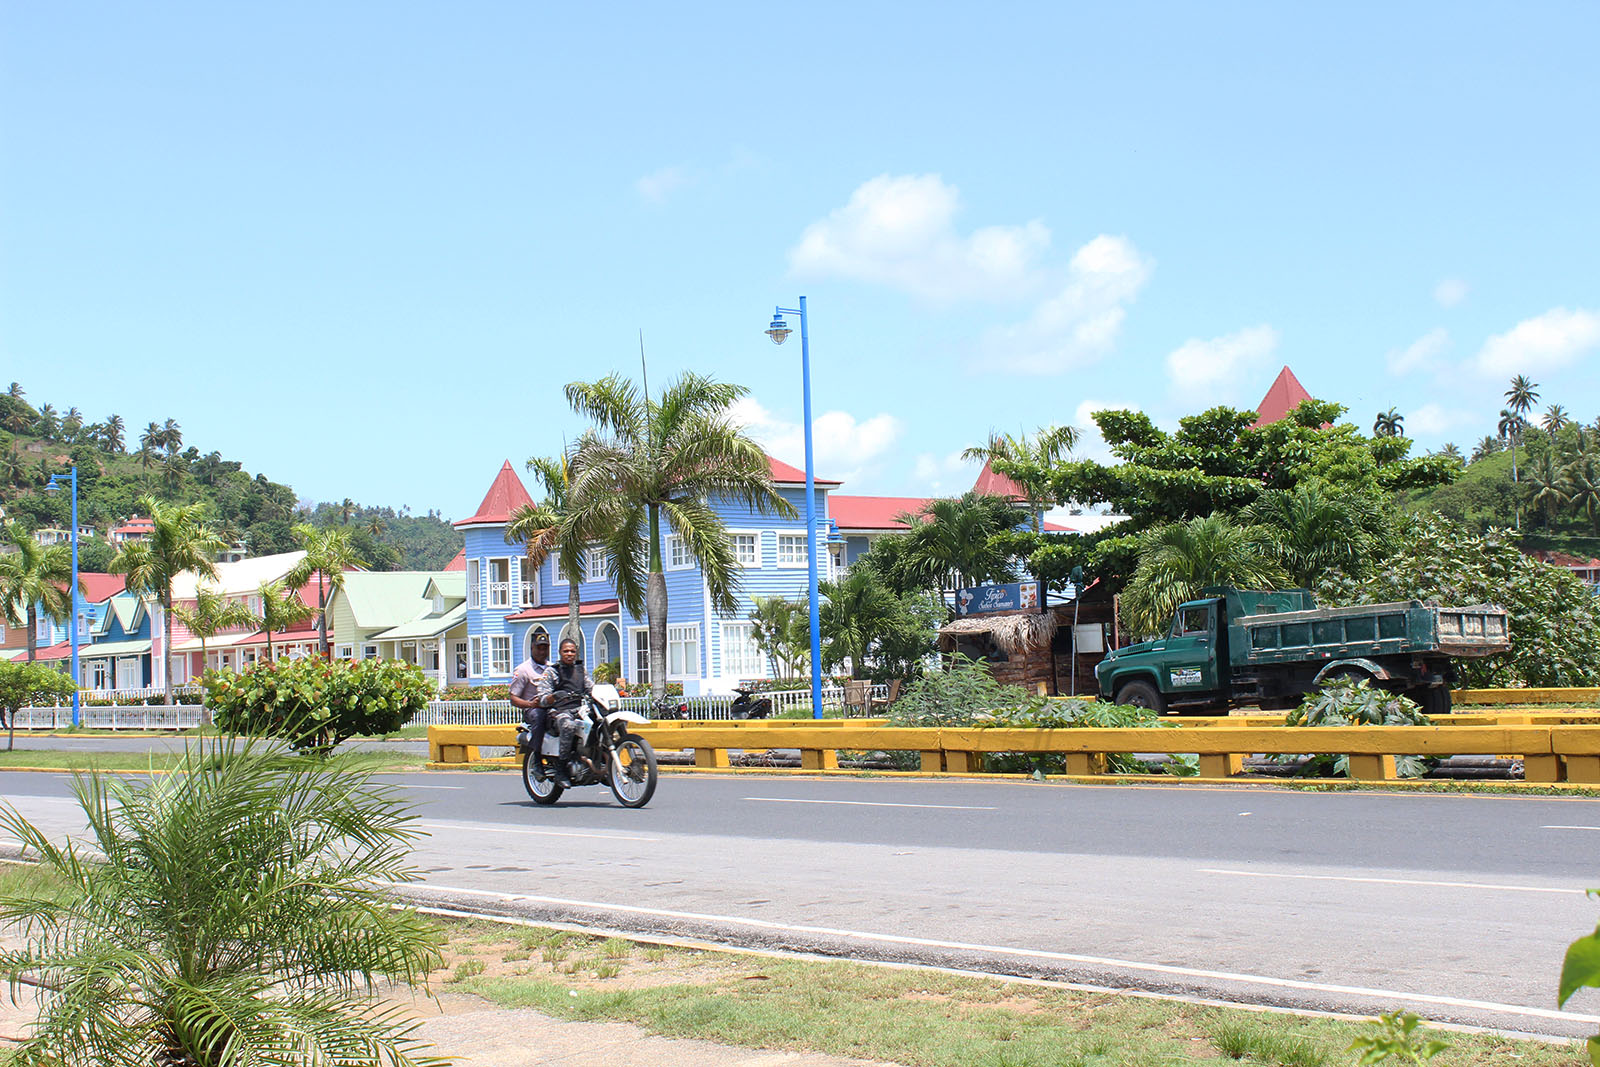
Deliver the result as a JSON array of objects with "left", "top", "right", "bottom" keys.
[
  {"left": 896, "top": 492, "right": 1020, "bottom": 596},
  {"left": 1121, "top": 513, "right": 1285, "bottom": 635},
  {"left": 206, "top": 657, "right": 434, "bottom": 754},
  {"left": 173, "top": 587, "right": 258, "bottom": 675},
  {"left": 1324, "top": 512, "right": 1600, "bottom": 687},
  {"left": 0, "top": 522, "right": 78, "bottom": 662},
  {"left": 254, "top": 579, "right": 314, "bottom": 662},
  {"left": 819, "top": 568, "right": 939, "bottom": 681},
  {"left": 288, "top": 523, "right": 359, "bottom": 656},
  {"left": 565, "top": 372, "right": 796, "bottom": 696},
  {"left": 0, "top": 660, "right": 78, "bottom": 750},
  {"left": 1242, "top": 485, "right": 1377, "bottom": 588},
  {"left": 1526, "top": 450, "right": 1570, "bottom": 526},
  {"left": 111, "top": 496, "right": 225, "bottom": 705},
  {"left": 0, "top": 737, "right": 446, "bottom": 1065},
  {"left": 748, "top": 595, "right": 812, "bottom": 676},
  {"left": 961, "top": 424, "right": 1079, "bottom": 532},
  {"left": 1372, "top": 408, "right": 1404, "bottom": 437}
]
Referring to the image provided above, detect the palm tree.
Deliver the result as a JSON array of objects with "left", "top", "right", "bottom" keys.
[
  {"left": 159, "top": 452, "right": 187, "bottom": 496},
  {"left": 139, "top": 421, "right": 161, "bottom": 455},
  {"left": 818, "top": 568, "right": 903, "bottom": 679},
  {"left": 366, "top": 514, "right": 385, "bottom": 536},
  {"left": 564, "top": 372, "right": 797, "bottom": 696},
  {"left": 1542, "top": 405, "right": 1570, "bottom": 433},
  {"left": 1471, "top": 435, "right": 1502, "bottom": 463},
  {"left": 172, "top": 587, "right": 257, "bottom": 676},
  {"left": 896, "top": 492, "right": 1020, "bottom": 595},
  {"left": 254, "top": 579, "right": 314, "bottom": 661},
  {"left": 0, "top": 449, "right": 24, "bottom": 491},
  {"left": 1498, "top": 408, "right": 1528, "bottom": 486},
  {"left": 111, "top": 496, "right": 225, "bottom": 705},
  {"left": 1372, "top": 408, "right": 1404, "bottom": 438},
  {"left": 1506, "top": 375, "right": 1540, "bottom": 420},
  {"left": 104, "top": 413, "right": 125, "bottom": 453},
  {"left": 287, "top": 524, "right": 359, "bottom": 656},
  {"left": 1438, "top": 443, "right": 1464, "bottom": 464},
  {"left": 160, "top": 417, "right": 182, "bottom": 454},
  {"left": 1121, "top": 513, "right": 1285, "bottom": 636},
  {"left": 60, "top": 407, "right": 83, "bottom": 442},
  {"left": 1243, "top": 485, "right": 1375, "bottom": 588},
  {"left": 960, "top": 424, "right": 1080, "bottom": 532},
  {"left": 1526, "top": 451, "right": 1570, "bottom": 527},
  {"left": 0, "top": 738, "right": 447, "bottom": 1066},
  {"left": 5, "top": 382, "right": 22, "bottom": 401},
  {"left": 0, "top": 524, "right": 78, "bottom": 662},
  {"left": 36, "top": 403, "right": 58, "bottom": 438},
  {"left": 339, "top": 497, "right": 356, "bottom": 524},
  {"left": 505, "top": 450, "right": 603, "bottom": 653},
  {"left": 748, "top": 594, "right": 811, "bottom": 676}
]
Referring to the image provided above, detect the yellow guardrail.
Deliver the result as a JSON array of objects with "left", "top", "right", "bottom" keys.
[
  {"left": 1451, "top": 688, "right": 1600, "bottom": 706},
  {"left": 426, "top": 721, "right": 1600, "bottom": 783}
]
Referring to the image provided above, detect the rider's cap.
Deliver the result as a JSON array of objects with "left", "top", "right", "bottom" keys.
[{"left": 533, "top": 633, "right": 550, "bottom": 645}]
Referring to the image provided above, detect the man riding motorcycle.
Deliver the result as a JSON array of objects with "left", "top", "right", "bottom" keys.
[{"left": 535, "top": 638, "right": 592, "bottom": 783}]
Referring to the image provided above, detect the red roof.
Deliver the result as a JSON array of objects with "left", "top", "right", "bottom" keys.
[
  {"left": 112, "top": 517, "right": 154, "bottom": 534},
  {"left": 829, "top": 495, "right": 931, "bottom": 532},
  {"left": 971, "top": 459, "right": 1027, "bottom": 501},
  {"left": 443, "top": 549, "right": 466, "bottom": 571},
  {"left": 31, "top": 641, "right": 71, "bottom": 662},
  {"left": 77, "top": 573, "right": 127, "bottom": 604},
  {"left": 454, "top": 461, "right": 534, "bottom": 528},
  {"left": 1253, "top": 366, "right": 1314, "bottom": 427},
  {"left": 768, "top": 455, "right": 841, "bottom": 486},
  {"left": 507, "top": 599, "right": 621, "bottom": 621}
]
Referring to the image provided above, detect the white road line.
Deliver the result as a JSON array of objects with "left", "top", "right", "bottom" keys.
[
  {"left": 1543, "top": 825, "right": 1600, "bottom": 831},
  {"left": 744, "top": 798, "right": 996, "bottom": 810},
  {"left": 402, "top": 882, "right": 1600, "bottom": 1025},
  {"left": 418, "top": 822, "right": 658, "bottom": 843},
  {"left": 1200, "top": 868, "right": 1583, "bottom": 895}
]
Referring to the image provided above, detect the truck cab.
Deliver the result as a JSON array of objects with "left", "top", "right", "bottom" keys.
[{"left": 1094, "top": 596, "right": 1230, "bottom": 712}]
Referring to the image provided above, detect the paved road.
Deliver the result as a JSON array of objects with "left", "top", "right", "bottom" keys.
[{"left": 4, "top": 767, "right": 1600, "bottom": 1037}]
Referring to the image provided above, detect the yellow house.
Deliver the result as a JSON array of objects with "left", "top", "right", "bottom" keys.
[{"left": 326, "top": 571, "right": 468, "bottom": 689}]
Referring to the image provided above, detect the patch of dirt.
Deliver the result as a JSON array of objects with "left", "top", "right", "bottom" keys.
[{"left": 435, "top": 928, "right": 743, "bottom": 993}]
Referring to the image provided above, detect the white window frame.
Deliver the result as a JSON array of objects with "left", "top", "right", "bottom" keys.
[
  {"left": 629, "top": 627, "right": 650, "bottom": 686},
  {"left": 116, "top": 655, "right": 140, "bottom": 689},
  {"left": 488, "top": 558, "right": 512, "bottom": 608},
  {"left": 729, "top": 530, "right": 760, "bottom": 569},
  {"left": 88, "top": 659, "right": 109, "bottom": 690},
  {"left": 77, "top": 613, "right": 89, "bottom": 638},
  {"left": 666, "top": 623, "right": 701, "bottom": 680},
  {"left": 0, "top": 622, "right": 6, "bottom": 641},
  {"left": 489, "top": 635, "right": 512, "bottom": 676},
  {"left": 37, "top": 614, "right": 50, "bottom": 641},
  {"left": 466, "top": 559, "right": 481, "bottom": 609},
  {"left": 362, "top": 644, "right": 378, "bottom": 660},
  {"left": 432, "top": 593, "right": 446, "bottom": 614},
  {"left": 469, "top": 635, "right": 484, "bottom": 677},
  {"left": 776, "top": 532, "right": 809, "bottom": 568},
  {"left": 520, "top": 566, "right": 539, "bottom": 607},
  {"left": 665, "top": 533, "right": 694, "bottom": 571},
  {"left": 583, "top": 543, "right": 608, "bottom": 583},
  {"left": 720, "top": 621, "right": 765, "bottom": 679},
  {"left": 335, "top": 644, "right": 353, "bottom": 660}
]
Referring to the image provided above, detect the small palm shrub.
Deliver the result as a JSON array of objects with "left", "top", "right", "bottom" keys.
[
  {"left": 1285, "top": 679, "right": 1433, "bottom": 777},
  {"left": 0, "top": 738, "right": 445, "bottom": 1066}
]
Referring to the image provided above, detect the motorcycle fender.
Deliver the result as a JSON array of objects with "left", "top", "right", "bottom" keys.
[{"left": 605, "top": 710, "right": 651, "bottom": 727}]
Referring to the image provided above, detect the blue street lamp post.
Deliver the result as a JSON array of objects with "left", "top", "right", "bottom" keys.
[
  {"left": 765, "top": 298, "right": 824, "bottom": 719},
  {"left": 45, "top": 467, "right": 81, "bottom": 727}
]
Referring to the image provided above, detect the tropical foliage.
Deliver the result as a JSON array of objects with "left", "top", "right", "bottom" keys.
[
  {"left": 0, "top": 737, "right": 446, "bottom": 1065},
  {"left": 0, "top": 660, "right": 78, "bottom": 750},
  {"left": 288, "top": 523, "right": 360, "bottom": 656},
  {"left": 817, "top": 569, "right": 942, "bottom": 681},
  {"left": 205, "top": 656, "right": 434, "bottom": 755},
  {"left": 748, "top": 595, "right": 812, "bottom": 676},
  {"left": 0, "top": 521, "right": 78, "bottom": 661},
  {"left": 962, "top": 423, "right": 1079, "bottom": 532},
  {"left": 1119, "top": 514, "right": 1285, "bottom": 636}
]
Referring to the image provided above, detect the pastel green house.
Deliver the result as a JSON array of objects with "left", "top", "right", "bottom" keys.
[{"left": 325, "top": 571, "right": 468, "bottom": 690}]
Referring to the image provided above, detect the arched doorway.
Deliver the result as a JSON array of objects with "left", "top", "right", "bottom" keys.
[
  {"left": 558, "top": 621, "right": 584, "bottom": 660},
  {"left": 525, "top": 625, "right": 549, "bottom": 661},
  {"left": 593, "top": 622, "right": 619, "bottom": 672}
]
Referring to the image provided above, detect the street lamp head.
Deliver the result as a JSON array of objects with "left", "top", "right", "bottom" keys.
[
  {"left": 45, "top": 478, "right": 60, "bottom": 493},
  {"left": 765, "top": 313, "right": 792, "bottom": 346}
]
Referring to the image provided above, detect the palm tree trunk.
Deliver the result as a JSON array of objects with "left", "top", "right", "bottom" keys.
[
  {"left": 25, "top": 605, "right": 36, "bottom": 663},
  {"left": 647, "top": 505, "right": 667, "bottom": 698},
  {"left": 567, "top": 566, "right": 580, "bottom": 656}
]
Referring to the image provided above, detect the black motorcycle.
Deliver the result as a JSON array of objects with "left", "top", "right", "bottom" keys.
[
  {"left": 649, "top": 693, "right": 690, "bottom": 720},
  {"left": 515, "top": 684, "right": 658, "bottom": 808},
  {"left": 730, "top": 687, "right": 773, "bottom": 720}
]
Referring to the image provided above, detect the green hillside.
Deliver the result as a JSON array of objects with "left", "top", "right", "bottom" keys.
[{"left": 0, "top": 383, "right": 462, "bottom": 571}]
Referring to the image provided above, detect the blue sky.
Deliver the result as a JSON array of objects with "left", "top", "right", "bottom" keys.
[{"left": 4, "top": 2, "right": 1597, "bottom": 519}]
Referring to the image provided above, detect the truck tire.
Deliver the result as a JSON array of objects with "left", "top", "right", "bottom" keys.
[
  {"left": 1406, "top": 687, "right": 1450, "bottom": 718},
  {"left": 1114, "top": 680, "right": 1165, "bottom": 713}
]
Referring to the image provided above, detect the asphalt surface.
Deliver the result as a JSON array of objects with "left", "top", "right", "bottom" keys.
[{"left": 4, "top": 764, "right": 1600, "bottom": 1038}]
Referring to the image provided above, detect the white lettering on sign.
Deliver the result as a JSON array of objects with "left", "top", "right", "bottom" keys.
[{"left": 1170, "top": 668, "right": 1202, "bottom": 687}]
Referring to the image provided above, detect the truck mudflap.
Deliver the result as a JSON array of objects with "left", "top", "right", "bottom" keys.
[{"left": 1312, "top": 657, "right": 1394, "bottom": 685}]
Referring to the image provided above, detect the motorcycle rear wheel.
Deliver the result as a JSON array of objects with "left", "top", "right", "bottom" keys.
[
  {"left": 608, "top": 734, "right": 657, "bottom": 808},
  {"left": 522, "top": 750, "right": 563, "bottom": 805}
]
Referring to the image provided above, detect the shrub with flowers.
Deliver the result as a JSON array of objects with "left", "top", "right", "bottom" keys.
[{"left": 203, "top": 657, "right": 434, "bottom": 756}]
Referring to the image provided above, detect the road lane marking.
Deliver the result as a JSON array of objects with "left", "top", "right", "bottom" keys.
[
  {"left": 418, "top": 822, "right": 658, "bottom": 843},
  {"left": 400, "top": 882, "right": 1600, "bottom": 1025},
  {"left": 1200, "top": 868, "right": 1583, "bottom": 895},
  {"left": 1543, "top": 825, "right": 1600, "bottom": 831},
  {"left": 743, "top": 798, "right": 996, "bottom": 810}
]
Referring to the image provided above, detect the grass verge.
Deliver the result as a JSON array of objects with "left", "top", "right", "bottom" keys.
[
  {"left": 431, "top": 917, "right": 1585, "bottom": 1067},
  {"left": 0, "top": 749, "right": 426, "bottom": 774}
]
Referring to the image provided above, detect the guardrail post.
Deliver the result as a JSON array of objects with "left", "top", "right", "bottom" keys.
[
  {"left": 1065, "top": 753, "right": 1106, "bottom": 776},
  {"left": 693, "top": 747, "right": 730, "bottom": 769},
  {"left": 943, "top": 750, "right": 980, "bottom": 774},
  {"left": 1199, "top": 753, "right": 1244, "bottom": 778},
  {"left": 800, "top": 748, "right": 838, "bottom": 771},
  {"left": 1523, "top": 756, "right": 1563, "bottom": 782},
  {"left": 919, "top": 750, "right": 942, "bottom": 772},
  {"left": 1562, "top": 756, "right": 1600, "bottom": 784},
  {"left": 1346, "top": 754, "right": 1398, "bottom": 780}
]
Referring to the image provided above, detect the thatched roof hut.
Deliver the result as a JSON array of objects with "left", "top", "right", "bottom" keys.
[{"left": 937, "top": 613, "right": 1058, "bottom": 655}]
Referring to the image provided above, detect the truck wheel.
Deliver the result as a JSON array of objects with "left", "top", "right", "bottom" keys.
[
  {"left": 1114, "top": 680, "right": 1165, "bottom": 713},
  {"left": 1406, "top": 687, "right": 1450, "bottom": 717}
]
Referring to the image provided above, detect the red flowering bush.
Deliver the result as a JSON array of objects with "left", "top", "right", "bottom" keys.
[{"left": 203, "top": 657, "right": 434, "bottom": 755}]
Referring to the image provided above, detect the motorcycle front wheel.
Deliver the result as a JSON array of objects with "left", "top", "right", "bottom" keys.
[
  {"left": 522, "top": 750, "right": 563, "bottom": 805},
  {"left": 608, "top": 734, "right": 658, "bottom": 808}
]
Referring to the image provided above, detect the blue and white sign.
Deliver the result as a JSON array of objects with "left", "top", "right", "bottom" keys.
[{"left": 954, "top": 581, "right": 1043, "bottom": 617}]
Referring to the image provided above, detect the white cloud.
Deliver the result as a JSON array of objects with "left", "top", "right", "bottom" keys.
[
  {"left": 1067, "top": 399, "right": 1134, "bottom": 464},
  {"left": 1165, "top": 326, "right": 1279, "bottom": 399},
  {"left": 910, "top": 449, "right": 976, "bottom": 495},
  {"left": 1406, "top": 403, "right": 1471, "bottom": 436},
  {"left": 790, "top": 173, "right": 1050, "bottom": 302},
  {"left": 635, "top": 166, "right": 691, "bottom": 203},
  {"left": 980, "top": 236, "right": 1154, "bottom": 374},
  {"left": 1474, "top": 307, "right": 1600, "bottom": 376},
  {"left": 1434, "top": 278, "right": 1469, "bottom": 308},
  {"left": 728, "top": 397, "right": 902, "bottom": 484},
  {"left": 1387, "top": 327, "right": 1450, "bottom": 376}
]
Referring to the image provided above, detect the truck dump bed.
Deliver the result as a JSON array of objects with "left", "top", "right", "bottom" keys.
[{"left": 1232, "top": 601, "right": 1510, "bottom": 667}]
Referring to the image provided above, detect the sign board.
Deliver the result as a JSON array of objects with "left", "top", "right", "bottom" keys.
[{"left": 954, "top": 580, "right": 1043, "bottom": 617}]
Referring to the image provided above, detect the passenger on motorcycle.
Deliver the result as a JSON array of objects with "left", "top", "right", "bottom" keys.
[
  {"left": 535, "top": 638, "right": 592, "bottom": 782},
  {"left": 508, "top": 633, "right": 553, "bottom": 779}
]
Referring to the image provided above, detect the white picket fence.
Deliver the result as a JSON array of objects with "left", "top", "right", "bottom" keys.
[{"left": 7, "top": 684, "right": 892, "bottom": 732}]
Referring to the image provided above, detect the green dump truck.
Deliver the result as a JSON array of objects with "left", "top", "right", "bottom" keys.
[{"left": 1093, "top": 587, "right": 1510, "bottom": 715}]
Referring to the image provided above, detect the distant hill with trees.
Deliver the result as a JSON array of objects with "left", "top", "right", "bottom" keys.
[{"left": 0, "top": 381, "right": 462, "bottom": 571}]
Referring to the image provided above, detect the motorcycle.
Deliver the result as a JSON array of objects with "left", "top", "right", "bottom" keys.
[
  {"left": 515, "top": 683, "right": 658, "bottom": 808},
  {"left": 729, "top": 687, "right": 772, "bottom": 720},
  {"left": 650, "top": 693, "right": 691, "bottom": 720}
]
